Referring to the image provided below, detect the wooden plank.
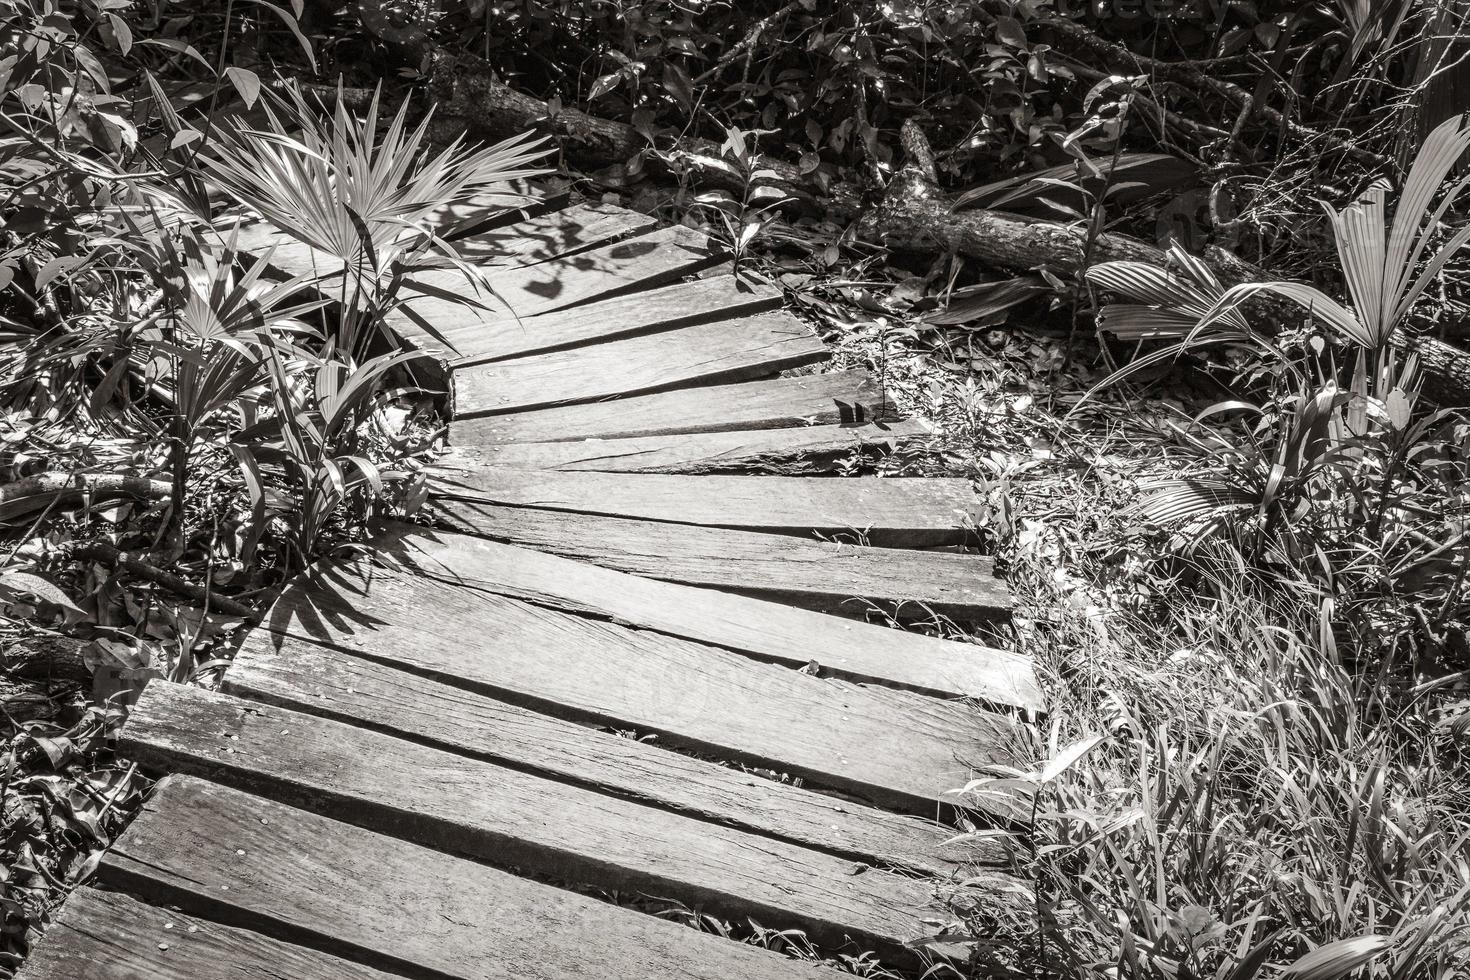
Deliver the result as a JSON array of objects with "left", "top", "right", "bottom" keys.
[
  {"left": 453, "top": 312, "right": 828, "bottom": 416},
  {"left": 226, "top": 183, "right": 566, "bottom": 280},
  {"left": 439, "top": 275, "right": 783, "bottom": 366},
  {"left": 120, "top": 690, "right": 962, "bottom": 957},
  {"left": 388, "top": 223, "right": 721, "bottom": 349},
  {"left": 425, "top": 179, "right": 566, "bottom": 238},
  {"left": 416, "top": 200, "right": 656, "bottom": 269},
  {"left": 450, "top": 368, "right": 897, "bottom": 445},
  {"left": 224, "top": 640, "right": 994, "bottom": 874},
  {"left": 429, "top": 468, "right": 979, "bottom": 547},
  {"left": 255, "top": 549, "right": 1023, "bottom": 809},
  {"left": 19, "top": 887, "right": 404, "bottom": 980},
  {"left": 349, "top": 524, "right": 1037, "bottom": 710},
  {"left": 447, "top": 419, "right": 932, "bottom": 474},
  {"left": 101, "top": 776, "right": 836, "bottom": 980},
  {"left": 426, "top": 499, "right": 1012, "bottom": 620}
]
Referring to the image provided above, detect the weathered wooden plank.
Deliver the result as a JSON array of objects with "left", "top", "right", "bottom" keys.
[
  {"left": 453, "top": 312, "right": 829, "bottom": 416},
  {"left": 429, "top": 468, "right": 979, "bottom": 547},
  {"left": 366, "top": 525, "right": 1036, "bottom": 710},
  {"left": 417, "top": 200, "right": 656, "bottom": 269},
  {"left": 226, "top": 183, "right": 565, "bottom": 280},
  {"left": 120, "top": 689, "right": 959, "bottom": 957},
  {"left": 102, "top": 775, "right": 837, "bottom": 980},
  {"left": 19, "top": 887, "right": 404, "bottom": 980},
  {"left": 423, "top": 179, "right": 566, "bottom": 238},
  {"left": 427, "top": 499, "right": 1012, "bottom": 620},
  {"left": 256, "top": 549, "right": 1023, "bottom": 809},
  {"left": 448, "top": 419, "right": 931, "bottom": 474},
  {"left": 388, "top": 223, "right": 721, "bottom": 348},
  {"left": 450, "top": 368, "right": 897, "bottom": 444},
  {"left": 440, "top": 275, "right": 782, "bottom": 366},
  {"left": 225, "top": 640, "right": 994, "bottom": 874}
]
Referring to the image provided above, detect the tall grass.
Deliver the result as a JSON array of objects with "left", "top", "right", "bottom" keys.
[
  {"left": 950, "top": 113, "right": 1470, "bottom": 978},
  {"left": 960, "top": 459, "right": 1470, "bottom": 979}
]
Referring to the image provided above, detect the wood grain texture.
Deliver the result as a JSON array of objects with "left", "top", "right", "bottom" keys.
[
  {"left": 224, "top": 640, "right": 998, "bottom": 874},
  {"left": 254, "top": 550, "right": 1022, "bottom": 810},
  {"left": 448, "top": 420, "right": 931, "bottom": 473},
  {"left": 120, "top": 689, "right": 957, "bottom": 956},
  {"left": 453, "top": 312, "right": 828, "bottom": 416},
  {"left": 429, "top": 467, "right": 979, "bottom": 547},
  {"left": 102, "top": 775, "right": 834, "bottom": 980},
  {"left": 18, "top": 887, "right": 404, "bottom": 980},
  {"left": 450, "top": 368, "right": 897, "bottom": 444},
  {"left": 427, "top": 498, "right": 1012, "bottom": 620},
  {"left": 388, "top": 224, "right": 721, "bottom": 350},
  {"left": 227, "top": 183, "right": 564, "bottom": 281},
  {"left": 440, "top": 274, "right": 782, "bottom": 366},
  {"left": 349, "top": 524, "right": 1036, "bottom": 711},
  {"left": 422, "top": 200, "right": 656, "bottom": 269}
]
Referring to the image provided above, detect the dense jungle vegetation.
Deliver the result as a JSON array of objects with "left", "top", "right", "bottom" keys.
[{"left": 3, "top": 0, "right": 1470, "bottom": 977}]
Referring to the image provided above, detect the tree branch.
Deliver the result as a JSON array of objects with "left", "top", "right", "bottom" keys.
[{"left": 70, "top": 542, "right": 255, "bottom": 619}]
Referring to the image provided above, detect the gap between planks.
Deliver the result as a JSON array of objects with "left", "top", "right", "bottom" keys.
[
  {"left": 224, "top": 636, "right": 1002, "bottom": 875},
  {"left": 452, "top": 311, "right": 828, "bottom": 416},
  {"left": 251, "top": 545, "right": 1029, "bottom": 813},
  {"left": 444, "top": 419, "right": 932, "bottom": 474},
  {"left": 289, "top": 523, "right": 1040, "bottom": 713},
  {"left": 449, "top": 368, "right": 898, "bottom": 444},
  {"left": 440, "top": 274, "right": 783, "bottom": 367}
]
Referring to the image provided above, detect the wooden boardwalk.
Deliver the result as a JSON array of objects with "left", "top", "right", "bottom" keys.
[{"left": 23, "top": 188, "right": 1041, "bottom": 978}]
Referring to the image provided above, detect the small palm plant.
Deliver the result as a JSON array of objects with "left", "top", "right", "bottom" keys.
[
  {"left": 1198, "top": 112, "right": 1470, "bottom": 359},
  {"left": 1088, "top": 113, "right": 1470, "bottom": 368},
  {"left": 201, "top": 83, "right": 550, "bottom": 358},
  {"left": 1085, "top": 115, "right": 1470, "bottom": 591},
  {"left": 145, "top": 226, "right": 328, "bottom": 544}
]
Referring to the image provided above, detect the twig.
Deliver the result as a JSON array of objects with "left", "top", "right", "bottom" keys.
[
  {"left": 982, "top": 2, "right": 1391, "bottom": 169},
  {"left": 692, "top": 0, "right": 805, "bottom": 85},
  {"left": 69, "top": 542, "right": 255, "bottom": 619},
  {"left": 1061, "top": 60, "right": 1232, "bottom": 151}
]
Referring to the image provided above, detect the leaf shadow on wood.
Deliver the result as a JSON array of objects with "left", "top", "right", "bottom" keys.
[
  {"left": 263, "top": 558, "right": 394, "bottom": 649},
  {"left": 519, "top": 237, "right": 701, "bottom": 300}
]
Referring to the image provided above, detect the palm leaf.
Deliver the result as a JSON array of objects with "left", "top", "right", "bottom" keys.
[
  {"left": 1131, "top": 478, "right": 1257, "bottom": 526},
  {"left": 1201, "top": 282, "right": 1368, "bottom": 347}
]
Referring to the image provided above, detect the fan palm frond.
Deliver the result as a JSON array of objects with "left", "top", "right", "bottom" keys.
[
  {"left": 1132, "top": 478, "right": 1257, "bottom": 526},
  {"left": 202, "top": 83, "right": 551, "bottom": 274},
  {"left": 1087, "top": 244, "right": 1248, "bottom": 340}
]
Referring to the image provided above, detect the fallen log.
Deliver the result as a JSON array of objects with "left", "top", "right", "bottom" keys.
[
  {"left": 425, "top": 51, "right": 861, "bottom": 218},
  {"left": 424, "top": 60, "right": 1470, "bottom": 405},
  {"left": 3, "top": 636, "right": 89, "bottom": 682}
]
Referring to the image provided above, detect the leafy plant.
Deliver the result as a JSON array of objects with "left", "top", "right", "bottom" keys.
[
  {"left": 235, "top": 344, "right": 427, "bottom": 567},
  {"left": 202, "top": 83, "right": 550, "bottom": 356},
  {"left": 1198, "top": 113, "right": 1470, "bottom": 355},
  {"left": 688, "top": 126, "right": 793, "bottom": 271}
]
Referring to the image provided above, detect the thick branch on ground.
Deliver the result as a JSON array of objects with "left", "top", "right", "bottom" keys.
[
  {"left": 71, "top": 542, "right": 255, "bottom": 619},
  {"left": 3, "top": 636, "right": 89, "bottom": 682},
  {"left": 0, "top": 473, "right": 171, "bottom": 521},
  {"left": 1018, "top": 5, "right": 1390, "bottom": 168},
  {"left": 858, "top": 190, "right": 1470, "bottom": 404}
]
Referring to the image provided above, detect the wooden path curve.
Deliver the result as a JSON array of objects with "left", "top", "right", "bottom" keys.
[{"left": 24, "top": 186, "right": 1041, "bottom": 979}]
